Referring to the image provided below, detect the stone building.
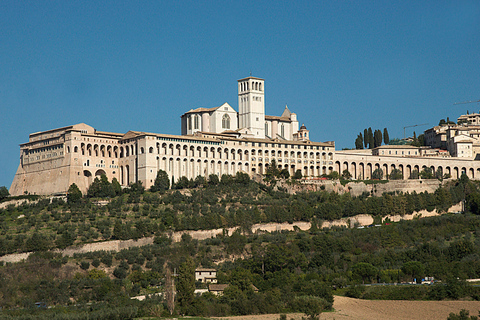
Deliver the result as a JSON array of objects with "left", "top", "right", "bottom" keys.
[
  {"left": 9, "top": 76, "right": 480, "bottom": 196},
  {"left": 10, "top": 76, "right": 334, "bottom": 196}
]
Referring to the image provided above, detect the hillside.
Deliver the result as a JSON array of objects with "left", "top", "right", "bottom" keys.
[{"left": 1, "top": 174, "right": 480, "bottom": 318}]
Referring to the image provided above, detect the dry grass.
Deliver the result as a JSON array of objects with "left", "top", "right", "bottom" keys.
[{"left": 212, "top": 296, "right": 480, "bottom": 320}]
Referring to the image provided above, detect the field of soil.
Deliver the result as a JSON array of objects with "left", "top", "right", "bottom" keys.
[{"left": 213, "top": 296, "right": 480, "bottom": 320}]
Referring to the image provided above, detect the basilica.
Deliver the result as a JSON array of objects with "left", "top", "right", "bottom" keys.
[
  {"left": 11, "top": 76, "right": 480, "bottom": 196},
  {"left": 9, "top": 76, "right": 335, "bottom": 196}
]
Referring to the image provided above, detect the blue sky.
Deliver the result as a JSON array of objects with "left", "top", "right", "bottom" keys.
[{"left": 1, "top": 1, "right": 480, "bottom": 188}]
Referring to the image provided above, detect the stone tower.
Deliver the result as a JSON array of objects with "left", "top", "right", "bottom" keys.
[{"left": 238, "top": 76, "right": 265, "bottom": 139}]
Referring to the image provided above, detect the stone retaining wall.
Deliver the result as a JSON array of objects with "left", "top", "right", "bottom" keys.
[{"left": 0, "top": 203, "right": 461, "bottom": 264}]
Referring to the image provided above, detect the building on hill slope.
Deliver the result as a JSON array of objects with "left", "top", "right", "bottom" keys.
[{"left": 9, "top": 76, "right": 480, "bottom": 196}]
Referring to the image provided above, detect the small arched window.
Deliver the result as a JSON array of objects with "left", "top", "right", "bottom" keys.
[
  {"left": 265, "top": 122, "right": 269, "bottom": 136},
  {"left": 222, "top": 114, "right": 231, "bottom": 129}
]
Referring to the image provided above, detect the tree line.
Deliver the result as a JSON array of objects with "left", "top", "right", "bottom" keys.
[{"left": 355, "top": 127, "right": 389, "bottom": 149}]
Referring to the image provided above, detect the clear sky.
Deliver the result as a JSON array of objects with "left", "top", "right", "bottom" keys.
[{"left": 1, "top": 1, "right": 480, "bottom": 189}]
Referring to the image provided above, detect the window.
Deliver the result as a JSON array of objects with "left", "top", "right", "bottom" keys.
[
  {"left": 188, "top": 116, "right": 192, "bottom": 130},
  {"left": 265, "top": 122, "right": 268, "bottom": 135},
  {"left": 281, "top": 124, "right": 285, "bottom": 137},
  {"left": 194, "top": 115, "right": 199, "bottom": 129},
  {"left": 222, "top": 114, "right": 231, "bottom": 129}
]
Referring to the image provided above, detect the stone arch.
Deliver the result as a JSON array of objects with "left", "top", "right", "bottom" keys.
[
  {"left": 366, "top": 163, "right": 373, "bottom": 179},
  {"left": 84, "top": 170, "right": 93, "bottom": 187},
  {"left": 399, "top": 164, "right": 404, "bottom": 179},
  {"left": 74, "top": 146, "right": 78, "bottom": 153},
  {"left": 343, "top": 161, "right": 349, "bottom": 174},
  {"left": 125, "top": 146, "right": 129, "bottom": 157},
  {"left": 125, "top": 165, "right": 130, "bottom": 185},
  {"left": 87, "top": 144, "right": 92, "bottom": 156},
  {"left": 358, "top": 162, "right": 365, "bottom": 180},
  {"left": 351, "top": 162, "right": 357, "bottom": 179},
  {"left": 95, "top": 169, "right": 106, "bottom": 177},
  {"left": 335, "top": 161, "right": 341, "bottom": 173},
  {"left": 107, "top": 145, "right": 112, "bottom": 157},
  {"left": 469, "top": 167, "right": 474, "bottom": 179},
  {"left": 454, "top": 167, "right": 459, "bottom": 179},
  {"left": 94, "top": 144, "right": 99, "bottom": 157},
  {"left": 114, "top": 146, "right": 118, "bottom": 158},
  {"left": 149, "top": 147, "right": 154, "bottom": 154},
  {"left": 383, "top": 163, "right": 389, "bottom": 178},
  {"left": 406, "top": 165, "right": 411, "bottom": 179}
]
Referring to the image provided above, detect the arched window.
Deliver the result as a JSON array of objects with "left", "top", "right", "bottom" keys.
[
  {"left": 281, "top": 124, "right": 285, "bottom": 138},
  {"left": 188, "top": 116, "right": 192, "bottom": 130},
  {"left": 222, "top": 114, "right": 230, "bottom": 129},
  {"left": 265, "top": 122, "right": 268, "bottom": 136}
]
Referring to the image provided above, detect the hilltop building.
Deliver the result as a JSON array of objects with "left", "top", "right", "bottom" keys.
[
  {"left": 9, "top": 76, "right": 480, "bottom": 196},
  {"left": 10, "top": 76, "right": 334, "bottom": 196}
]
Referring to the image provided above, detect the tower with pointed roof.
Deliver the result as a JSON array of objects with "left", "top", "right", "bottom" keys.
[{"left": 238, "top": 76, "right": 265, "bottom": 139}]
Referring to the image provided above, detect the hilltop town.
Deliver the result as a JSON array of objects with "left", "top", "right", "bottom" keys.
[{"left": 8, "top": 76, "right": 480, "bottom": 197}]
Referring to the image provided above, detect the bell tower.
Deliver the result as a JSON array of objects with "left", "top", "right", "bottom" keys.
[{"left": 238, "top": 76, "right": 265, "bottom": 139}]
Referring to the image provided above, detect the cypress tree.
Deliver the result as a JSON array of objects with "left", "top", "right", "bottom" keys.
[
  {"left": 368, "top": 127, "right": 374, "bottom": 149},
  {"left": 383, "top": 128, "right": 389, "bottom": 144},
  {"left": 364, "top": 128, "right": 368, "bottom": 148}
]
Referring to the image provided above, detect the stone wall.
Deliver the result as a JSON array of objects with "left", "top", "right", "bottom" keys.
[{"left": 0, "top": 205, "right": 460, "bottom": 264}]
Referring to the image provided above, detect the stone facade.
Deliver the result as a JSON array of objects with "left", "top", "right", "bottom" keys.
[{"left": 9, "top": 76, "right": 480, "bottom": 196}]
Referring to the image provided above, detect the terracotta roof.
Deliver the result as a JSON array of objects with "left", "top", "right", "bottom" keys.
[
  {"left": 265, "top": 115, "right": 291, "bottom": 122},
  {"left": 182, "top": 106, "right": 220, "bottom": 115}
]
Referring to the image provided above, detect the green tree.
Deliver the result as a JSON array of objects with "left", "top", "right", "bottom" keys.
[
  {"left": 420, "top": 167, "right": 434, "bottom": 179},
  {"left": 266, "top": 159, "right": 280, "bottom": 178},
  {"left": 209, "top": 174, "right": 220, "bottom": 185},
  {"left": 351, "top": 262, "right": 378, "bottom": 284},
  {"left": 363, "top": 128, "right": 368, "bottom": 148},
  {"left": 409, "top": 169, "right": 419, "bottom": 179},
  {"left": 293, "top": 170, "right": 303, "bottom": 180},
  {"left": 367, "top": 127, "right": 374, "bottom": 149},
  {"left": 401, "top": 261, "right": 425, "bottom": 282},
  {"left": 447, "top": 309, "right": 478, "bottom": 320},
  {"left": 111, "top": 178, "right": 122, "bottom": 195},
  {"left": 389, "top": 168, "right": 403, "bottom": 180},
  {"left": 151, "top": 170, "right": 170, "bottom": 193},
  {"left": 383, "top": 128, "right": 390, "bottom": 144},
  {"left": 176, "top": 257, "right": 196, "bottom": 313},
  {"left": 235, "top": 172, "right": 251, "bottom": 184},
  {"left": 355, "top": 133, "right": 364, "bottom": 150},
  {"left": 87, "top": 174, "right": 115, "bottom": 198},
  {"left": 279, "top": 169, "right": 290, "bottom": 179},
  {"left": 374, "top": 129, "right": 382, "bottom": 148},
  {"left": 341, "top": 169, "right": 352, "bottom": 180},
  {"left": 295, "top": 296, "right": 329, "bottom": 320},
  {"left": 0, "top": 186, "right": 9, "bottom": 200},
  {"left": 67, "top": 183, "right": 82, "bottom": 204},
  {"left": 372, "top": 168, "right": 383, "bottom": 180}
]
